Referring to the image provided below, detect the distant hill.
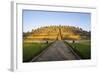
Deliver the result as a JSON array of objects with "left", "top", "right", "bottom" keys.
[{"left": 23, "top": 25, "right": 90, "bottom": 42}]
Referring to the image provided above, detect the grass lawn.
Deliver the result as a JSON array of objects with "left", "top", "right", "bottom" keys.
[
  {"left": 23, "top": 42, "right": 50, "bottom": 62},
  {"left": 65, "top": 40, "right": 91, "bottom": 59}
]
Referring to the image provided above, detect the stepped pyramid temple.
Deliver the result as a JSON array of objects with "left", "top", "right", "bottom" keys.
[{"left": 23, "top": 25, "right": 90, "bottom": 43}]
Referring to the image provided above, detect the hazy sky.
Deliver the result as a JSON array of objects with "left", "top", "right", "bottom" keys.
[{"left": 23, "top": 10, "right": 91, "bottom": 32}]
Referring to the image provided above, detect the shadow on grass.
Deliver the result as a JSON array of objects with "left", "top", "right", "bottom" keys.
[
  {"left": 23, "top": 41, "right": 55, "bottom": 62},
  {"left": 64, "top": 40, "right": 91, "bottom": 59}
]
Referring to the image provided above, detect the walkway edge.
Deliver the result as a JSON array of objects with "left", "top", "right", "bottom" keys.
[
  {"left": 64, "top": 41, "right": 81, "bottom": 60},
  {"left": 31, "top": 41, "right": 55, "bottom": 62}
]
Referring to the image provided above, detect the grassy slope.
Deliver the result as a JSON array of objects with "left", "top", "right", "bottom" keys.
[
  {"left": 23, "top": 42, "right": 50, "bottom": 62},
  {"left": 65, "top": 40, "right": 91, "bottom": 59}
]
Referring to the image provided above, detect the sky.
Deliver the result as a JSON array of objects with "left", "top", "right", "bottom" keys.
[{"left": 23, "top": 10, "right": 91, "bottom": 32}]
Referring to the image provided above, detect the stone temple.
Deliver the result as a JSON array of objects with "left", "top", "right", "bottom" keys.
[{"left": 23, "top": 25, "right": 82, "bottom": 43}]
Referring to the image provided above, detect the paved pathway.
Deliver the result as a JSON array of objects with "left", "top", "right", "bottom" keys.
[{"left": 32, "top": 40, "right": 80, "bottom": 62}]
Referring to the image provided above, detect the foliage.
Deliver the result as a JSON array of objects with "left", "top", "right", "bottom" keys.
[{"left": 24, "top": 25, "right": 90, "bottom": 41}]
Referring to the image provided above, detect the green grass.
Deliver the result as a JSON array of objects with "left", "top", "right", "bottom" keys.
[
  {"left": 23, "top": 42, "right": 50, "bottom": 62},
  {"left": 65, "top": 40, "right": 91, "bottom": 59}
]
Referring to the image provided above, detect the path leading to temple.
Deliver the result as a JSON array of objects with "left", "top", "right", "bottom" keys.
[{"left": 32, "top": 40, "right": 81, "bottom": 62}]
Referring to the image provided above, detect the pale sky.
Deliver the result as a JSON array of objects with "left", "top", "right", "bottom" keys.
[{"left": 23, "top": 10, "right": 91, "bottom": 32}]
